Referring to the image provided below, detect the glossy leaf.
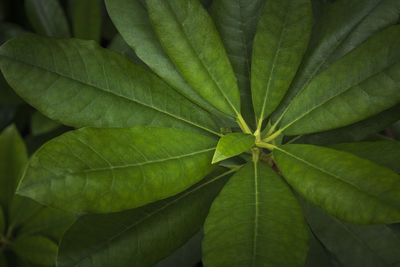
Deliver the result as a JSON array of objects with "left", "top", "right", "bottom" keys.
[
  {"left": 105, "top": 0, "right": 223, "bottom": 117},
  {"left": 17, "top": 127, "right": 218, "bottom": 213},
  {"left": 147, "top": 0, "right": 241, "bottom": 118},
  {"left": 0, "top": 125, "right": 28, "bottom": 209},
  {"left": 25, "top": 0, "right": 70, "bottom": 38},
  {"left": 302, "top": 199, "right": 400, "bottom": 267},
  {"left": 273, "top": 0, "right": 400, "bottom": 121},
  {"left": 251, "top": 0, "right": 311, "bottom": 126},
  {"left": 0, "top": 34, "right": 221, "bottom": 136},
  {"left": 31, "top": 111, "right": 61, "bottom": 136},
  {"left": 71, "top": 0, "right": 102, "bottom": 42},
  {"left": 295, "top": 104, "right": 400, "bottom": 145},
  {"left": 11, "top": 235, "right": 57, "bottom": 266},
  {"left": 212, "top": 133, "right": 255, "bottom": 164},
  {"left": 57, "top": 169, "right": 231, "bottom": 267},
  {"left": 280, "top": 26, "right": 400, "bottom": 135},
  {"left": 203, "top": 162, "right": 308, "bottom": 267},
  {"left": 274, "top": 144, "right": 400, "bottom": 224},
  {"left": 211, "top": 0, "right": 266, "bottom": 126},
  {"left": 329, "top": 141, "right": 400, "bottom": 174}
]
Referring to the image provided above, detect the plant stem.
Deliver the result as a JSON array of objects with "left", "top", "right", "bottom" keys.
[{"left": 237, "top": 114, "right": 252, "bottom": 134}]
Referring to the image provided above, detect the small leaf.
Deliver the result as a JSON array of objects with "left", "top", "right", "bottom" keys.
[
  {"left": 212, "top": 133, "right": 254, "bottom": 164},
  {"left": 11, "top": 235, "right": 57, "bottom": 266},
  {"left": 25, "top": 0, "right": 70, "bottom": 38},
  {"left": 0, "top": 34, "right": 220, "bottom": 136},
  {"left": 17, "top": 127, "right": 218, "bottom": 213},
  {"left": 31, "top": 111, "right": 61, "bottom": 136},
  {"left": 71, "top": 0, "right": 102, "bottom": 42},
  {"left": 274, "top": 144, "right": 400, "bottom": 224},
  {"left": 105, "top": 0, "right": 223, "bottom": 117},
  {"left": 0, "top": 125, "right": 28, "bottom": 209},
  {"left": 280, "top": 26, "right": 400, "bottom": 135},
  {"left": 302, "top": 198, "right": 400, "bottom": 267},
  {"left": 203, "top": 162, "right": 309, "bottom": 267},
  {"left": 251, "top": 0, "right": 311, "bottom": 126},
  {"left": 147, "top": 0, "right": 241, "bottom": 118},
  {"left": 57, "top": 169, "right": 231, "bottom": 267},
  {"left": 330, "top": 141, "right": 400, "bottom": 174}
]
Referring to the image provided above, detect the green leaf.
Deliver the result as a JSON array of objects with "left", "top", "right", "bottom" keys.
[
  {"left": 0, "top": 205, "right": 5, "bottom": 234},
  {"left": 107, "top": 34, "right": 145, "bottom": 66},
  {"left": 0, "top": 34, "right": 221, "bottom": 136},
  {"left": 280, "top": 26, "right": 400, "bottom": 135},
  {"left": 273, "top": 0, "right": 400, "bottom": 122},
  {"left": 295, "top": 104, "right": 400, "bottom": 145},
  {"left": 251, "top": 0, "right": 311, "bottom": 128},
  {"left": 329, "top": 141, "right": 400, "bottom": 174},
  {"left": 146, "top": 0, "right": 241, "bottom": 118},
  {"left": 274, "top": 144, "right": 400, "bottom": 224},
  {"left": 155, "top": 231, "right": 202, "bottom": 267},
  {"left": 203, "top": 162, "right": 308, "bottom": 267},
  {"left": 31, "top": 111, "right": 61, "bottom": 136},
  {"left": 11, "top": 235, "right": 57, "bottom": 266},
  {"left": 302, "top": 198, "right": 400, "bottom": 267},
  {"left": 0, "top": 22, "right": 27, "bottom": 45},
  {"left": 105, "top": 0, "right": 224, "bottom": 118},
  {"left": 25, "top": 0, "right": 70, "bottom": 38},
  {"left": 57, "top": 169, "right": 231, "bottom": 267},
  {"left": 71, "top": 0, "right": 102, "bottom": 42},
  {"left": 17, "top": 127, "right": 218, "bottom": 213},
  {"left": 212, "top": 133, "right": 255, "bottom": 164},
  {"left": 305, "top": 231, "right": 333, "bottom": 267},
  {"left": 211, "top": 0, "right": 266, "bottom": 127},
  {"left": 0, "top": 104, "right": 17, "bottom": 132},
  {"left": 0, "top": 125, "right": 27, "bottom": 209}
]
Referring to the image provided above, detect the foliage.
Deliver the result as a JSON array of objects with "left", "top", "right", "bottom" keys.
[{"left": 0, "top": 0, "right": 400, "bottom": 266}]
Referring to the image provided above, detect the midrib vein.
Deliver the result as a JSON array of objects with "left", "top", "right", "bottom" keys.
[{"left": 0, "top": 53, "right": 220, "bottom": 136}]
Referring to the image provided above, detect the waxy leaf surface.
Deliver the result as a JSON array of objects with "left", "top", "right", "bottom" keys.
[
  {"left": 57, "top": 169, "right": 231, "bottom": 267},
  {"left": 17, "top": 127, "right": 218, "bottom": 213},
  {"left": 280, "top": 26, "right": 400, "bottom": 135},
  {"left": 212, "top": 133, "right": 254, "bottom": 164},
  {"left": 147, "top": 0, "right": 241, "bottom": 118},
  {"left": 274, "top": 144, "right": 400, "bottom": 224},
  {"left": 203, "top": 162, "right": 308, "bottom": 267},
  {"left": 0, "top": 35, "right": 220, "bottom": 136},
  {"left": 251, "top": 0, "right": 311, "bottom": 125}
]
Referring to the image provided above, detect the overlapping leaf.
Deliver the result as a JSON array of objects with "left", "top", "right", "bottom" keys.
[
  {"left": 71, "top": 0, "right": 102, "bottom": 42},
  {"left": 17, "top": 127, "right": 218, "bottom": 213},
  {"left": 57, "top": 169, "right": 231, "bottom": 267},
  {"left": 274, "top": 144, "right": 400, "bottom": 224},
  {"left": 212, "top": 133, "right": 254, "bottom": 163},
  {"left": 0, "top": 35, "right": 221, "bottom": 136},
  {"left": 203, "top": 162, "right": 308, "bottom": 267}
]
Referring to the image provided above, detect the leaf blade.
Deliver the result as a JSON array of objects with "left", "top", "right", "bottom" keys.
[
  {"left": 274, "top": 144, "right": 400, "bottom": 224},
  {"left": 17, "top": 127, "right": 218, "bottom": 213},
  {"left": 147, "top": 0, "right": 241, "bottom": 118},
  {"left": 203, "top": 162, "right": 309, "bottom": 267},
  {"left": 71, "top": 0, "right": 102, "bottom": 42},
  {"left": 212, "top": 133, "right": 255, "bottom": 163}
]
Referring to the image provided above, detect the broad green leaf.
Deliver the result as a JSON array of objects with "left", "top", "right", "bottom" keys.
[
  {"left": 107, "top": 34, "right": 145, "bottom": 66},
  {"left": 274, "top": 144, "right": 400, "bottom": 224},
  {"left": 0, "top": 125, "right": 27, "bottom": 209},
  {"left": 17, "top": 127, "right": 218, "bottom": 213},
  {"left": 280, "top": 26, "right": 400, "bottom": 135},
  {"left": 0, "top": 34, "right": 221, "bottom": 136},
  {"left": 0, "top": 205, "right": 4, "bottom": 234},
  {"left": 251, "top": 0, "right": 311, "bottom": 127},
  {"left": 295, "top": 104, "right": 400, "bottom": 145},
  {"left": 302, "top": 198, "right": 400, "bottom": 267},
  {"left": 273, "top": 0, "right": 400, "bottom": 122},
  {"left": 57, "top": 169, "right": 231, "bottom": 267},
  {"left": 11, "top": 235, "right": 57, "bottom": 266},
  {"left": 105, "top": 0, "right": 224, "bottom": 118},
  {"left": 212, "top": 133, "right": 255, "bottom": 164},
  {"left": 330, "top": 141, "right": 400, "bottom": 174},
  {"left": 155, "top": 231, "right": 202, "bottom": 267},
  {"left": 71, "top": 0, "right": 102, "bottom": 42},
  {"left": 305, "top": 231, "right": 333, "bottom": 267},
  {"left": 31, "top": 111, "right": 61, "bottom": 136},
  {"left": 0, "top": 105, "right": 17, "bottom": 132},
  {"left": 211, "top": 0, "right": 267, "bottom": 127},
  {"left": 25, "top": 0, "right": 70, "bottom": 38},
  {"left": 0, "top": 23, "right": 27, "bottom": 45},
  {"left": 147, "top": 0, "right": 241, "bottom": 118},
  {"left": 203, "top": 162, "right": 308, "bottom": 267}
]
